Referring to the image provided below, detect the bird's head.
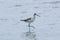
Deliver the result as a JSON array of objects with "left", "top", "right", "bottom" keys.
[{"left": 34, "top": 13, "right": 40, "bottom": 17}]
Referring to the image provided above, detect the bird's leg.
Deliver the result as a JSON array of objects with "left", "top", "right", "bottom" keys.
[
  {"left": 30, "top": 25, "right": 35, "bottom": 29},
  {"left": 28, "top": 23, "right": 31, "bottom": 32}
]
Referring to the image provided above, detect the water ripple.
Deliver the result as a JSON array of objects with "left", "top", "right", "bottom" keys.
[{"left": 43, "top": 1, "right": 60, "bottom": 4}]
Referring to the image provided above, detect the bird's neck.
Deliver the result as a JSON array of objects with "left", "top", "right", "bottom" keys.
[{"left": 33, "top": 15, "right": 36, "bottom": 20}]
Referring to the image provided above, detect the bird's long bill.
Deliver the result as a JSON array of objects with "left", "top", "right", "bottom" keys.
[{"left": 36, "top": 14, "right": 40, "bottom": 17}]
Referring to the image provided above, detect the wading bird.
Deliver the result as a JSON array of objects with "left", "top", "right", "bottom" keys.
[{"left": 20, "top": 13, "right": 40, "bottom": 32}]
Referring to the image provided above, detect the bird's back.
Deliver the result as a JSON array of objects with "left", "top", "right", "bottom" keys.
[{"left": 20, "top": 18, "right": 31, "bottom": 22}]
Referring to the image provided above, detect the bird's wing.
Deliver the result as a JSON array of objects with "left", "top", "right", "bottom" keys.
[
  {"left": 20, "top": 18, "right": 31, "bottom": 21},
  {"left": 25, "top": 18, "right": 31, "bottom": 21}
]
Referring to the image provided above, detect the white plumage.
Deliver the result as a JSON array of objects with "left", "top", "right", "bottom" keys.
[{"left": 20, "top": 13, "right": 40, "bottom": 32}]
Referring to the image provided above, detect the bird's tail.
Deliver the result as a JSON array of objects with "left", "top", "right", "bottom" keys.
[{"left": 20, "top": 20, "right": 24, "bottom": 21}]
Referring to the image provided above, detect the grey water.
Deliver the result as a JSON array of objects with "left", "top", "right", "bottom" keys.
[{"left": 0, "top": 0, "right": 60, "bottom": 40}]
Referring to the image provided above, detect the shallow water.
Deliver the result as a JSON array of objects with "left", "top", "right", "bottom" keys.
[
  {"left": 21, "top": 32, "right": 37, "bottom": 40},
  {"left": 0, "top": 0, "right": 60, "bottom": 40}
]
